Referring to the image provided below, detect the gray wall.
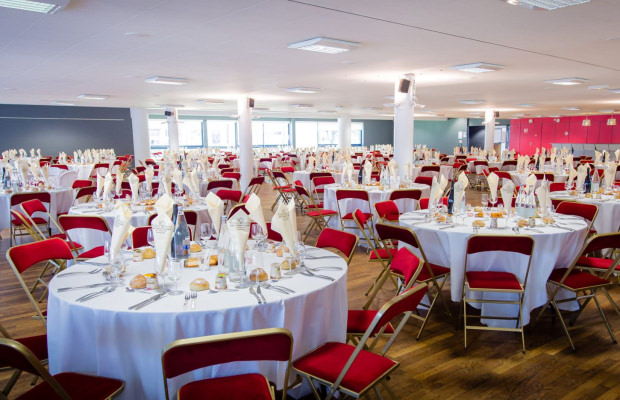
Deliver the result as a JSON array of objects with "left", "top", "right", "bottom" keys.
[
  {"left": 0, "top": 104, "right": 134, "bottom": 156},
  {"left": 412, "top": 118, "right": 468, "bottom": 153},
  {"left": 355, "top": 119, "right": 394, "bottom": 146}
]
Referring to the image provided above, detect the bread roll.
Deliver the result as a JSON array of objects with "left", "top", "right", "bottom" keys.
[
  {"left": 189, "top": 278, "right": 210, "bottom": 291},
  {"left": 472, "top": 220, "right": 485, "bottom": 228},
  {"left": 190, "top": 243, "right": 202, "bottom": 253},
  {"left": 143, "top": 248, "right": 156, "bottom": 259},
  {"left": 249, "top": 268, "right": 269, "bottom": 282},
  {"left": 130, "top": 274, "right": 146, "bottom": 289},
  {"left": 186, "top": 257, "right": 199, "bottom": 268},
  {"left": 518, "top": 219, "right": 529, "bottom": 228},
  {"left": 209, "top": 255, "right": 218, "bottom": 266},
  {"left": 281, "top": 259, "right": 295, "bottom": 270}
]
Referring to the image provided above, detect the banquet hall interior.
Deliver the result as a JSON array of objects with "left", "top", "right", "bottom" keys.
[{"left": 2, "top": 0, "right": 620, "bottom": 399}]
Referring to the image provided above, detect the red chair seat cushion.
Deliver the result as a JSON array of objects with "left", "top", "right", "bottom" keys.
[
  {"left": 17, "top": 372, "right": 124, "bottom": 400},
  {"left": 342, "top": 212, "right": 372, "bottom": 221},
  {"left": 178, "top": 374, "right": 272, "bottom": 400},
  {"left": 369, "top": 248, "right": 398, "bottom": 260},
  {"left": 307, "top": 210, "right": 338, "bottom": 217},
  {"left": 78, "top": 246, "right": 104, "bottom": 259},
  {"left": 50, "top": 234, "right": 83, "bottom": 249},
  {"left": 577, "top": 256, "right": 615, "bottom": 271},
  {"left": 382, "top": 212, "right": 400, "bottom": 222},
  {"left": 0, "top": 334, "right": 48, "bottom": 369},
  {"left": 466, "top": 271, "right": 522, "bottom": 291},
  {"left": 314, "top": 188, "right": 325, "bottom": 193},
  {"left": 293, "top": 342, "right": 398, "bottom": 394},
  {"left": 273, "top": 185, "right": 291, "bottom": 190},
  {"left": 12, "top": 217, "right": 47, "bottom": 226},
  {"left": 347, "top": 310, "right": 394, "bottom": 335},
  {"left": 417, "top": 263, "right": 450, "bottom": 282},
  {"left": 307, "top": 203, "right": 324, "bottom": 209},
  {"left": 548, "top": 268, "right": 610, "bottom": 290}
]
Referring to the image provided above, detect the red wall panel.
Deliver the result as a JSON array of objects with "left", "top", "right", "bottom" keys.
[
  {"left": 587, "top": 122, "right": 601, "bottom": 143},
  {"left": 599, "top": 123, "right": 612, "bottom": 143},
  {"left": 554, "top": 119, "right": 570, "bottom": 143},
  {"left": 568, "top": 117, "right": 588, "bottom": 143},
  {"left": 509, "top": 120, "right": 521, "bottom": 152},
  {"left": 541, "top": 123, "right": 555, "bottom": 149},
  {"left": 613, "top": 123, "right": 620, "bottom": 144}
]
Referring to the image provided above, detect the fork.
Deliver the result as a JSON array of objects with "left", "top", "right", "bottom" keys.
[
  {"left": 57, "top": 268, "right": 102, "bottom": 278},
  {"left": 256, "top": 284, "right": 267, "bottom": 303},
  {"left": 183, "top": 292, "right": 190, "bottom": 309},
  {"left": 76, "top": 285, "right": 115, "bottom": 302},
  {"left": 190, "top": 291, "right": 197, "bottom": 309},
  {"left": 249, "top": 286, "right": 262, "bottom": 304}
]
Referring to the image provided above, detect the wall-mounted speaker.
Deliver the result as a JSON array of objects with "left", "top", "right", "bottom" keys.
[
  {"left": 398, "top": 79, "right": 411, "bottom": 94},
  {"left": 248, "top": 98, "right": 255, "bottom": 108},
  {"left": 494, "top": 111, "right": 500, "bottom": 118}
]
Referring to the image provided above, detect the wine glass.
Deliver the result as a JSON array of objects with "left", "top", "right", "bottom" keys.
[
  {"left": 251, "top": 224, "right": 266, "bottom": 250},
  {"left": 200, "top": 223, "right": 211, "bottom": 246},
  {"left": 103, "top": 240, "right": 110, "bottom": 264},
  {"left": 167, "top": 258, "right": 184, "bottom": 296},
  {"left": 481, "top": 193, "right": 489, "bottom": 209},
  {"left": 147, "top": 228, "right": 155, "bottom": 248}
]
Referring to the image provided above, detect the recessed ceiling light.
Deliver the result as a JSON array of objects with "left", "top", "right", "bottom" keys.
[
  {"left": 599, "top": 109, "right": 615, "bottom": 113},
  {"left": 77, "top": 94, "right": 109, "bottom": 100},
  {"left": 609, "top": 88, "right": 620, "bottom": 94},
  {"left": 51, "top": 101, "right": 75, "bottom": 106},
  {"left": 318, "top": 110, "right": 337, "bottom": 114},
  {"left": 516, "top": 103, "right": 536, "bottom": 107},
  {"left": 545, "top": 77, "right": 589, "bottom": 85},
  {"left": 145, "top": 76, "right": 188, "bottom": 85},
  {"left": 158, "top": 104, "right": 185, "bottom": 108},
  {"left": 286, "top": 87, "right": 321, "bottom": 94},
  {"left": 588, "top": 84, "right": 610, "bottom": 90},
  {"left": 383, "top": 103, "right": 396, "bottom": 108},
  {"left": 0, "top": 0, "right": 67, "bottom": 14},
  {"left": 290, "top": 104, "right": 313, "bottom": 108},
  {"left": 504, "top": 0, "right": 590, "bottom": 10},
  {"left": 253, "top": 107, "right": 270, "bottom": 111},
  {"left": 451, "top": 62, "right": 504, "bottom": 73},
  {"left": 384, "top": 95, "right": 394, "bottom": 100},
  {"left": 288, "top": 37, "right": 360, "bottom": 54},
  {"left": 460, "top": 100, "right": 485, "bottom": 105},
  {"left": 562, "top": 106, "right": 581, "bottom": 111},
  {"left": 362, "top": 107, "right": 381, "bottom": 111},
  {"left": 197, "top": 99, "right": 225, "bottom": 104},
  {"left": 512, "top": 113, "right": 525, "bottom": 117},
  {"left": 124, "top": 32, "right": 149, "bottom": 38}
]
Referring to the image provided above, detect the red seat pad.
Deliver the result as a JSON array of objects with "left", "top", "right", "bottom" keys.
[
  {"left": 294, "top": 342, "right": 398, "bottom": 394},
  {"left": 77, "top": 246, "right": 104, "bottom": 259},
  {"left": 342, "top": 212, "right": 372, "bottom": 221},
  {"left": 315, "top": 188, "right": 325, "bottom": 193},
  {"left": 347, "top": 310, "right": 395, "bottom": 335},
  {"left": 307, "top": 203, "right": 324, "bottom": 209},
  {"left": 382, "top": 213, "right": 400, "bottom": 221},
  {"left": 577, "top": 256, "right": 616, "bottom": 271},
  {"left": 369, "top": 248, "right": 398, "bottom": 260},
  {"left": 548, "top": 268, "right": 610, "bottom": 290},
  {"left": 307, "top": 210, "right": 338, "bottom": 217},
  {"left": 466, "top": 271, "right": 522, "bottom": 291},
  {"left": 50, "top": 234, "right": 82, "bottom": 249},
  {"left": 17, "top": 372, "right": 124, "bottom": 400},
  {"left": 0, "top": 334, "right": 48, "bottom": 369},
  {"left": 178, "top": 374, "right": 272, "bottom": 400},
  {"left": 417, "top": 263, "right": 450, "bottom": 282},
  {"left": 12, "top": 217, "right": 47, "bottom": 226}
]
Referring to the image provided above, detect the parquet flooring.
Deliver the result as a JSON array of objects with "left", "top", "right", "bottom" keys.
[{"left": 1, "top": 185, "right": 620, "bottom": 399}]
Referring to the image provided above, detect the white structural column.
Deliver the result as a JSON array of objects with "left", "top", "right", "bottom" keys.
[
  {"left": 484, "top": 109, "right": 496, "bottom": 151},
  {"left": 130, "top": 108, "right": 151, "bottom": 163},
  {"left": 338, "top": 116, "right": 352, "bottom": 150},
  {"left": 166, "top": 108, "right": 180, "bottom": 152},
  {"left": 393, "top": 73, "right": 415, "bottom": 179},
  {"left": 237, "top": 97, "right": 253, "bottom": 191}
]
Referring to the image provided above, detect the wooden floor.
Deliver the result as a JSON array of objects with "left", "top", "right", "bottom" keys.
[{"left": 2, "top": 186, "right": 620, "bottom": 399}]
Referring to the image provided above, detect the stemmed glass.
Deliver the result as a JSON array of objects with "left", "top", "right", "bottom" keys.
[
  {"left": 167, "top": 258, "right": 184, "bottom": 296},
  {"left": 200, "top": 223, "right": 212, "bottom": 246},
  {"left": 251, "top": 223, "right": 266, "bottom": 250},
  {"left": 489, "top": 195, "right": 498, "bottom": 209},
  {"left": 103, "top": 240, "right": 111, "bottom": 264},
  {"left": 481, "top": 193, "right": 489, "bottom": 209},
  {"left": 147, "top": 228, "right": 155, "bottom": 248}
]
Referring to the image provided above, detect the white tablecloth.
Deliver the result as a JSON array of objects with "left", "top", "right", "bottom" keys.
[
  {"left": 411, "top": 165, "right": 453, "bottom": 181},
  {"left": 0, "top": 187, "right": 73, "bottom": 230},
  {"left": 466, "top": 161, "right": 503, "bottom": 173},
  {"left": 549, "top": 192, "right": 620, "bottom": 233},
  {"left": 47, "top": 248, "right": 347, "bottom": 400},
  {"left": 292, "top": 171, "right": 343, "bottom": 190},
  {"left": 68, "top": 203, "right": 212, "bottom": 249},
  {"left": 509, "top": 172, "right": 568, "bottom": 186},
  {"left": 398, "top": 211, "right": 588, "bottom": 327}
]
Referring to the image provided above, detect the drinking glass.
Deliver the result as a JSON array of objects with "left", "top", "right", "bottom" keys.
[
  {"left": 109, "top": 256, "right": 124, "bottom": 287},
  {"left": 198, "top": 249, "right": 211, "bottom": 272},
  {"left": 481, "top": 193, "right": 489, "bottom": 209},
  {"left": 564, "top": 181, "right": 571, "bottom": 192},
  {"left": 147, "top": 228, "right": 155, "bottom": 248},
  {"left": 200, "top": 223, "right": 211, "bottom": 246},
  {"left": 251, "top": 224, "right": 266, "bottom": 249},
  {"left": 103, "top": 240, "right": 110, "bottom": 264},
  {"left": 167, "top": 258, "right": 184, "bottom": 296}
]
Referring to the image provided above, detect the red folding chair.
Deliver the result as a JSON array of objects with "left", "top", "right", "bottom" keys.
[
  {"left": 6, "top": 237, "right": 76, "bottom": 327},
  {"left": 0, "top": 337, "right": 124, "bottom": 399},
  {"left": 295, "top": 184, "right": 337, "bottom": 241},
  {"left": 315, "top": 227, "right": 358, "bottom": 265},
  {"left": 58, "top": 215, "right": 111, "bottom": 259},
  {"left": 244, "top": 176, "right": 265, "bottom": 197},
  {"left": 216, "top": 189, "right": 243, "bottom": 213},
  {"left": 535, "top": 232, "right": 620, "bottom": 351},
  {"left": 462, "top": 234, "right": 535, "bottom": 353},
  {"left": 420, "top": 165, "right": 440, "bottom": 178},
  {"left": 267, "top": 170, "right": 294, "bottom": 210},
  {"left": 10, "top": 192, "right": 51, "bottom": 245},
  {"left": 162, "top": 328, "right": 293, "bottom": 400},
  {"left": 293, "top": 284, "right": 428, "bottom": 400},
  {"left": 374, "top": 200, "right": 400, "bottom": 223},
  {"left": 311, "top": 175, "right": 335, "bottom": 202},
  {"left": 555, "top": 201, "right": 598, "bottom": 235},
  {"left": 71, "top": 179, "right": 92, "bottom": 189},
  {"left": 389, "top": 188, "right": 423, "bottom": 213},
  {"left": 335, "top": 189, "right": 372, "bottom": 233},
  {"left": 414, "top": 176, "right": 433, "bottom": 186},
  {"left": 222, "top": 172, "right": 241, "bottom": 184},
  {"left": 419, "top": 197, "right": 448, "bottom": 210},
  {"left": 73, "top": 186, "right": 96, "bottom": 204},
  {"left": 206, "top": 179, "right": 234, "bottom": 194},
  {"left": 131, "top": 226, "right": 151, "bottom": 249}
]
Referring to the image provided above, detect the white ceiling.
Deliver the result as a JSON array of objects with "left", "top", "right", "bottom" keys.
[{"left": 1, "top": 0, "right": 619, "bottom": 119}]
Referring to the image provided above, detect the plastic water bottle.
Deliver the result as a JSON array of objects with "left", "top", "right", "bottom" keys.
[{"left": 171, "top": 205, "right": 190, "bottom": 259}]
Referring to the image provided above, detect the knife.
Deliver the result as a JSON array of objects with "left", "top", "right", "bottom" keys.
[
  {"left": 58, "top": 282, "right": 110, "bottom": 292},
  {"left": 129, "top": 291, "right": 169, "bottom": 310},
  {"left": 248, "top": 287, "right": 262, "bottom": 304}
]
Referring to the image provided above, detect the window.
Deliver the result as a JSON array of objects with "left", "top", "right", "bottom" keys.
[
  {"left": 252, "top": 121, "right": 290, "bottom": 147},
  {"left": 295, "top": 121, "right": 318, "bottom": 148},
  {"left": 294, "top": 120, "right": 364, "bottom": 147},
  {"left": 317, "top": 122, "right": 338, "bottom": 145},
  {"left": 206, "top": 120, "right": 237, "bottom": 147},
  {"left": 149, "top": 119, "right": 168, "bottom": 148},
  {"left": 178, "top": 119, "right": 203, "bottom": 147}
]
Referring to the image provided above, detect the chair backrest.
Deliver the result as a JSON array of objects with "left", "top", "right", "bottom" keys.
[
  {"left": 388, "top": 248, "right": 424, "bottom": 288},
  {"left": 335, "top": 189, "right": 369, "bottom": 202},
  {"left": 216, "top": 189, "right": 243, "bottom": 203},
  {"left": 247, "top": 176, "right": 265, "bottom": 187},
  {"left": 312, "top": 176, "right": 336, "bottom": 189},
  {"left": 75, "top": 186, "right": 96, "bottom": 201},
  {"left": 71, "top": 179, "right": 92, "bottom": 189},
  {"left": 280, "top": 166, "right": 295, "bottom": 173},
  {"left": 161, "top": 328, "right": 293, "bottom": 400},
  {"left": 207, "top": 179, "right": 234, "bottom": 192},
  {"left": 389, "top": 189, "right": 422, "bottom": 202},
  {"left": 315, "top": 227, "right": 358, "bottom": 265},
  {"left": 10, "top": 192, "right": 51, "bottom": 207},
  {"left": 534, "top": 173, "right": 554, "bottom": 181},
  {"left": 421, "top": 165, "right": 440, "bottom": 173},
  {"left": 376, "top": 222, "right": 422, "bottom": 251},
  {"left": 419, "top": 197, "right": 448, "bottom": 210},
  {"left": 131, "top": 226, "right": 151, "bottom": 249},
  {"left": 555, "top": 201, "right": 598, "bottom": 230},
  {"left": 0, "top": 338, "right": 71, "bottom": 399},
  {"left": 20, "top": 198, "right": 48, "bottom": 217},
  {"left": 58, "top": 215, "right": 110, "bottom": 233},
  {"left": 222, "top": 172, "right": 241, "bottom": 181},
  {"left": 309, "top": 172, "right": 332, "bottom": 181},
  {"left": 374, "top": 200, "right": 400, "bottom": 221},
  {"left": 549, "top": 182, "right": 566, "bottom": 192},
  {"left": 414, "top": 176, "right": 433, "bottom": 186}
]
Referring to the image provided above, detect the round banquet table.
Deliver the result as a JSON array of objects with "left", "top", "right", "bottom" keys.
[
  {"left": 0, "top": 187, "right": 73, "bottom": 231},
  {"left": 323, "top": 183, "right": 430, "bottom": 234},
  {"left": 68, "top": 202, "right": 212, "bottom": 249},
  {"left": 398, "top": 210, "right": 588, "bottom": 327},
  {"left": 549, "top": 191, "right": 620, "bottom": 234},
  {"left": 292, "top": 171, "right": 343, "bottom": 189},
  {"left": 47, "top": 248, "right": 347, "bottom": 400}
]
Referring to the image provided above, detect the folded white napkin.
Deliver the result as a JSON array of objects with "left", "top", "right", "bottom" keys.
[
  {"left": 595, "top": 151, "right": 602, "bottom": 165},
  {"left": 453, "top": 172, "right": 468, "bottom": 212},
  {"left": 245, "top": 193, "right": 267, "bottom": 234},
  {"left": 29, "top": 148, "right": 35, "bottom": 158},
  {"left": 616, "top": 149, "right": 620, "bottom": 163},
  {"left": 605, "top": 163, "right": 616, "bottom": 188},
  {"left": 487, "top": 172, "right": 499, "bottom": 202},
  {"left": 501, "top": 181, "right": 515, "bottom": 214},
  {"left": 18, "top": 159, "right": 29, "bottom": 182},
  {"left": 535, "top": 183, "right": 550, "bottom": 210},
  {"left": 206, "top": 192, "right": 223, "bottom": 232},
  {"left": 183, "top": 173, "right": 197, "bottom": 197},
  {"left": 151, "top": 210, "right": 174, "bottom": 273},
  {"left": 271, "top": 199, "right": 298, "bottom": 251},
  {"left": 102, "top": 172, "right": 114, "bottom": 199},
  {"left": 29, "top": 162, "right": 39, "bottom": 181},
  {"left": 226, "top": 208, "right": 250, "bottom": 256},
  {"left": 191, "top": 170, "right": 200, "bottom": 196},
  {"left": 364, "top": 161, "right": 372, "bottom": 184},
  {"left": 41, "top": 165, "right": 49, "bottom": 184},
  {"left": 155, "top": 193, "right": 174, "bottom": 220},
  {"left": 438, "top": 175, "right": 447, "bottom": 198},
  {"left": 110, "top": 202, "right": 133, "bottom": 260},
  {"left": 576, "top": 165, "right": 587, "bottom": 190},
  {"left": 389, "top": 159, "right": 398, "bottom": 179},
  {"left": 568, "top": 166, "right": 577, "bottom": 187},
  {"left": 161, "top": 174, "right": 173, "bottom": 197},
  {"left": 145, "top": 166, "right": 154, "bottom": 193},
  {"left": 114, "top": 171, "right": 123, "bottom": 196},
  {"left": 429, "top": 176, "right": 440, "bottom": 203},
  {"left": 201, "top": 157, "right": 210, "bottom": 181},
  {"left": 37, "top": 149, "right": 41, "bottom": 158},
  {"left": 307, "top": 156, "right": 315, "bottom": 172},
  {"left": 525, "top": 174, "right": 536, "bottom": 193},
  {"left": 172, "top": 169, "right": 183, "bottom": 194},
  {"left": 128, "top": 173, "right": 139, "bottom": 202},
  {"left": 96, "top": 174, "right": 105, "bottom": 198},
  {"left": 403, "top": 162, "right": 411, "bottom": 182}
]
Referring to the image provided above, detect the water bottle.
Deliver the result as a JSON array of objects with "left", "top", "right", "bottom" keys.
[
  {"left": 358, "top": 166, "right": 363, "bottom": 184},
  {"left": 171, "top": 205, "right": 190, "bottom": 259},
  {"left": 447, "top": 179, "right": 455, "bottom": 214},
  {"left": 591, "top": 169, "right": 600, "bottom": 193},
  {"left": 584, "top": 168, "right": 592, "bottom": 194}
]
